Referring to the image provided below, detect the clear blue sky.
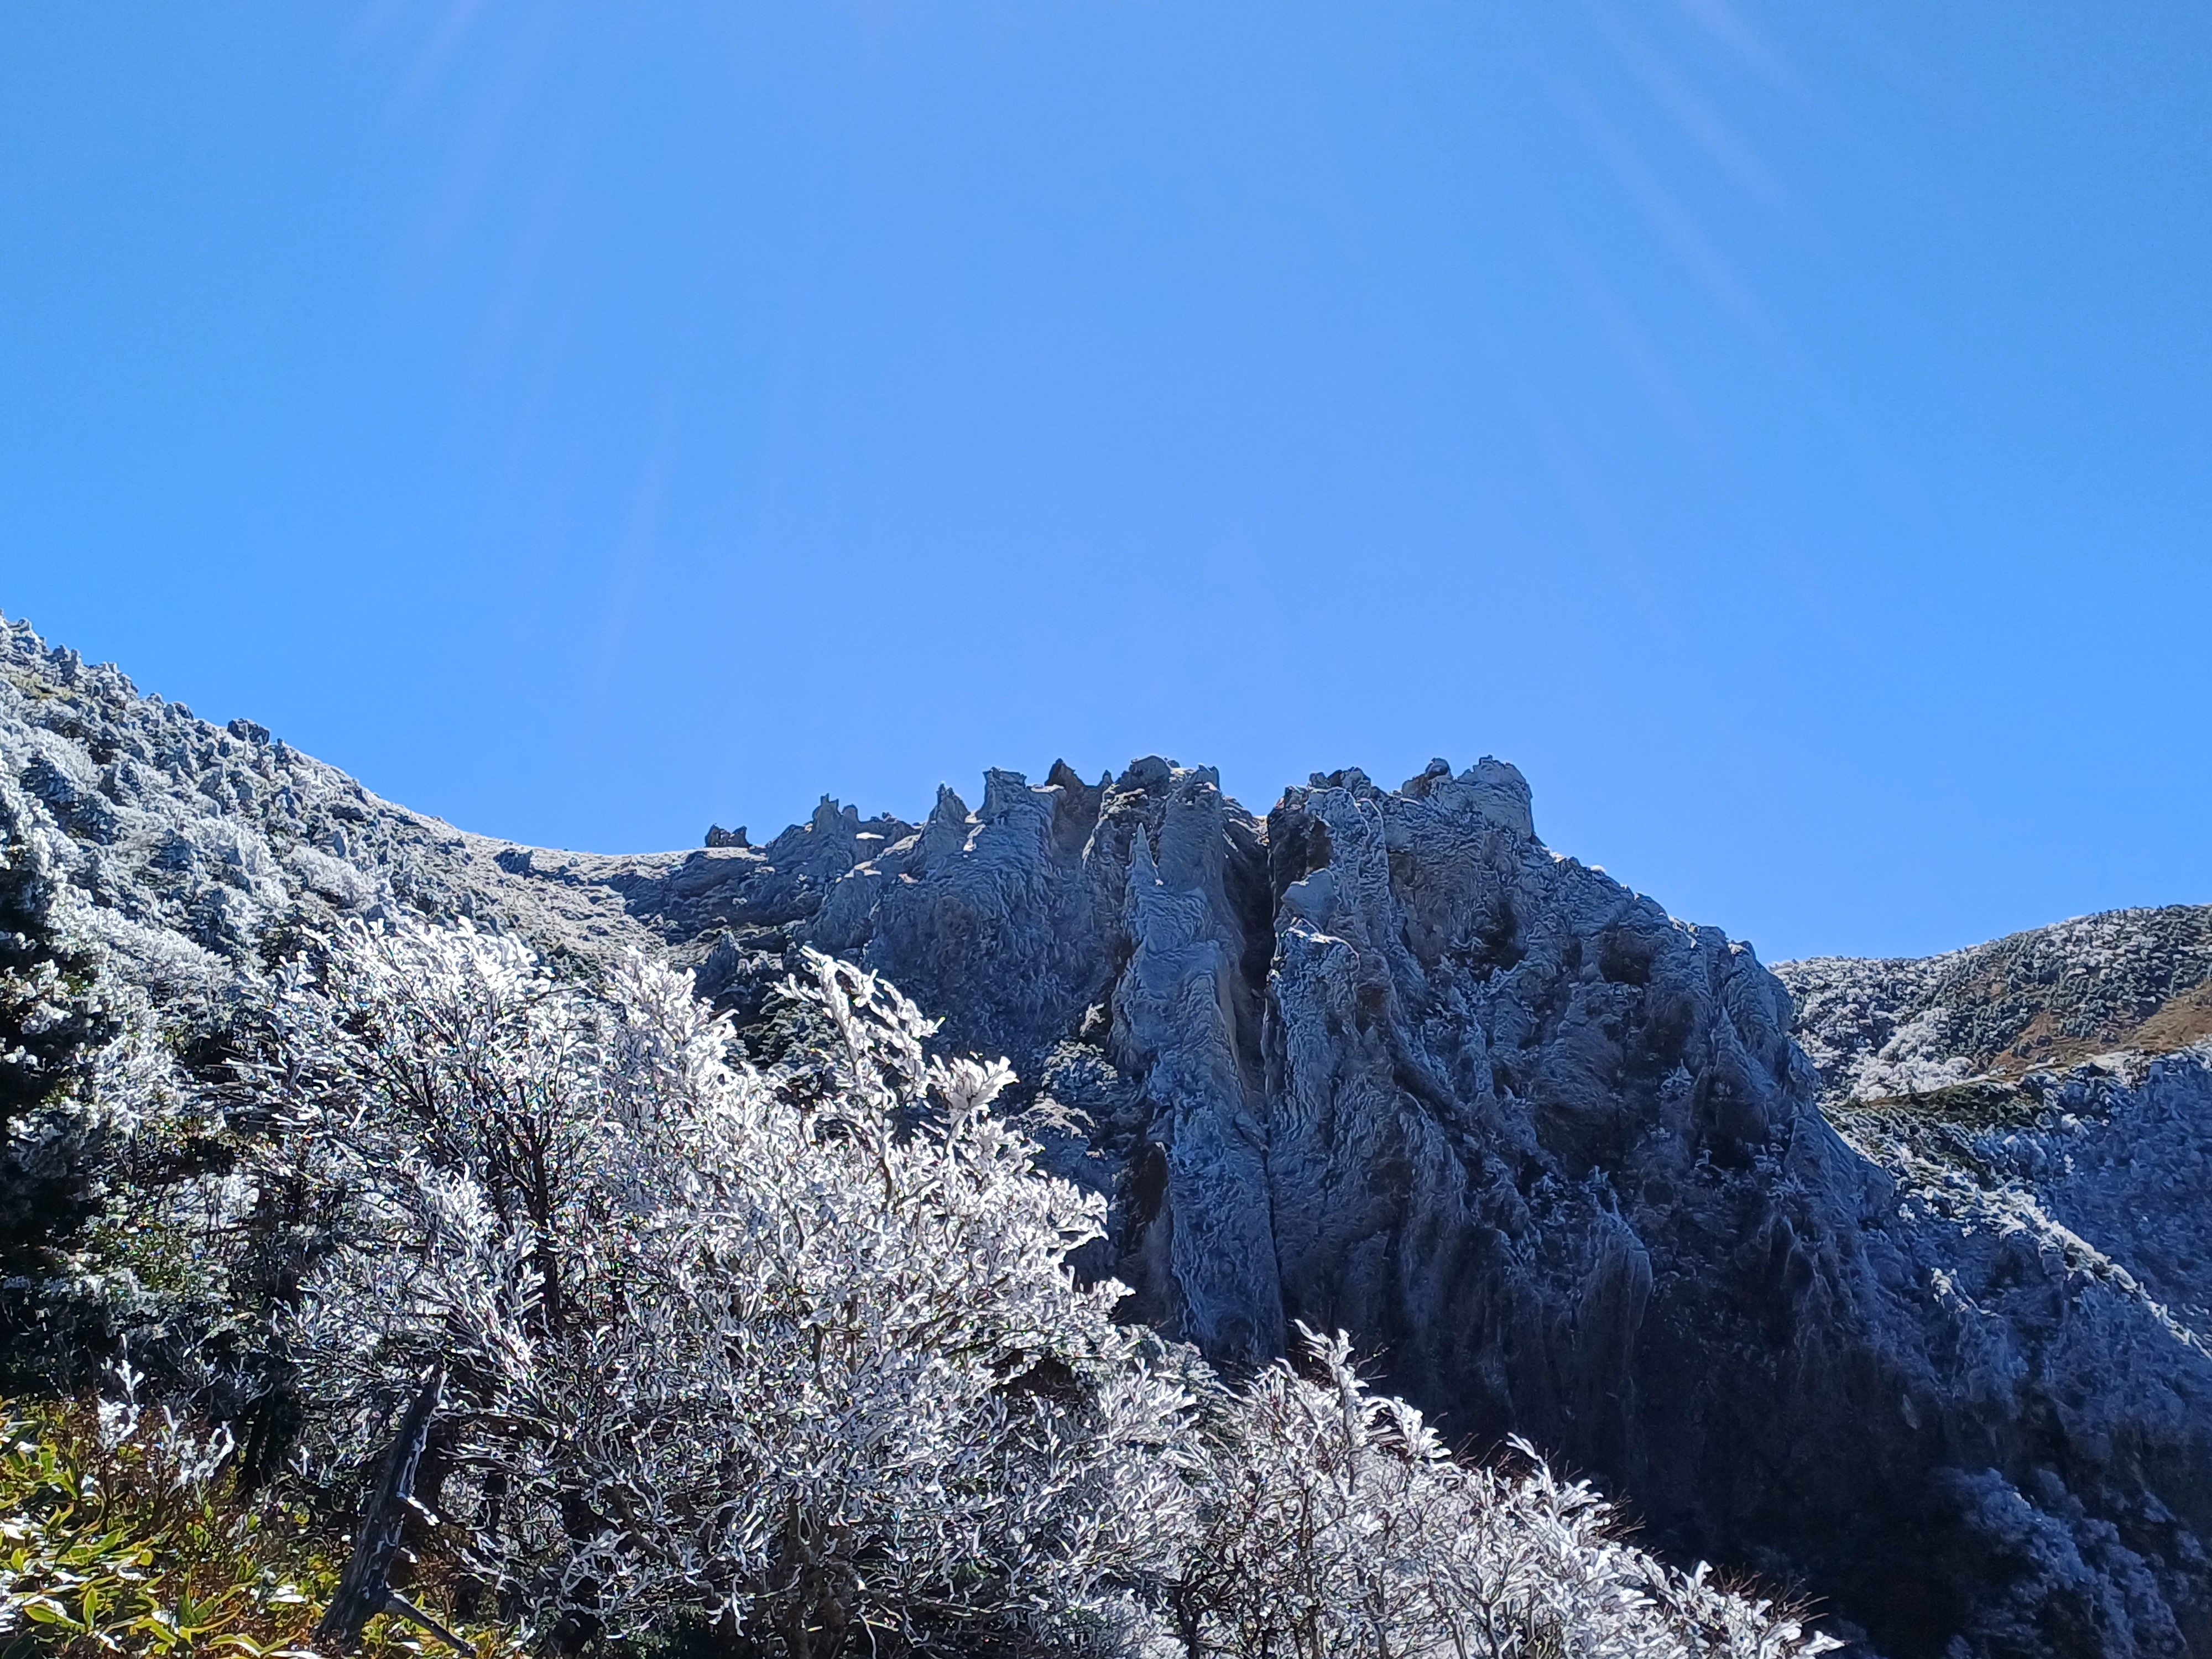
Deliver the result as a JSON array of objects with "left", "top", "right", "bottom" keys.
[{"left": 3, "top": 4, "right": 2206, "bottom": 962}]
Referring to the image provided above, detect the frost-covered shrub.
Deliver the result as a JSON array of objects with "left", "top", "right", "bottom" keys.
[
  {"left": 0, "top": 778, "right": 182, "bottom": 1386},
  {"left": 1, "top": 776, "right": 126, "bottom": 1286},
  {"left": 1179, "top": 1328, "right": 1837, "bottom": 1659},
  {"left": 246, "top": 921, "right": 1197, "bottom": 1656}
]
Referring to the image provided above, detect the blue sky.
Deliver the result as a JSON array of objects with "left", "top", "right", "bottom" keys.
[{"left": 3, "top": 3, "right": 2206, "bottom": 962}]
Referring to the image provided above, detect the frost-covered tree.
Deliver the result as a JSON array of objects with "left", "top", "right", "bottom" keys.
[
  {"left": 1, "top": 776, "right": 125, "bottom": 1286},
  {"left": 0, "top": 776, "right": 179, "bottom": 1385}
]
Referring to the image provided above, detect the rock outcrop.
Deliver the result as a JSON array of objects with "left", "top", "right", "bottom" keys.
[{"left": 9, "top": 611, "right": 2212, "bottom": 1657}]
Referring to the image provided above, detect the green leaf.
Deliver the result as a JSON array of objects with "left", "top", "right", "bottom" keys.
[{"left": 22, "top": 1594, "right": 83, "bottom": 1630}]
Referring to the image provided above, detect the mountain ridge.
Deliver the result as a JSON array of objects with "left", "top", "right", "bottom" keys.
[
  {"left": 9, "top": 610, "right": 2212, "bottom": 1659},
  {"left": 1779, "top": 906, "right": 2212, "bottom": 1105}
]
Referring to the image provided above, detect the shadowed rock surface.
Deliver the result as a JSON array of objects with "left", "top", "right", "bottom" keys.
[{"left": 9, "top": 611, "right": 2212, "bottom": 1658}]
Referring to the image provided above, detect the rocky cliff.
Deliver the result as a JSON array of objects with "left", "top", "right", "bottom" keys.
[{"left": 9, "top": 610, "right": 2212, "bottom": 1658}]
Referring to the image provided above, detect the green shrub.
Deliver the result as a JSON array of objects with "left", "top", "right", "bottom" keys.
[{"left": 0, "top": 1394, "right": 520, "bottom": 1658}]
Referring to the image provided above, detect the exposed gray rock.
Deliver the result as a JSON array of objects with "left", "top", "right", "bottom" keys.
[{"left": 10, "top": 612, "right": 2212, "bottom": 1657}]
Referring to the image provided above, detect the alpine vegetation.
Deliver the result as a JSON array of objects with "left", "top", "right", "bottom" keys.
[
  {"left": 1181, "top": 1335, "right": 1829, "bottom": 1659},
  {"left": 0, "top": 770, "right": 178, "bottom": 1384},
  {"left": 203, "top": 916, "right": 1834, "bottom": 1658}
]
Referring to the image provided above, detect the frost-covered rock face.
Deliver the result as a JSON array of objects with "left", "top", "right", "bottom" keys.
[
  {"left": 10, "top": 611, "right": 2212, "bottom": 1658},
  {"left": 1774, "top": 921, "right": 2212, "bottom": 1659},
  {"left": 0, "top": 618, "right": 679, "bottom": 1006},
  {"left": 1775, "top": 911, "right": 2212, "bottom": 1344}
]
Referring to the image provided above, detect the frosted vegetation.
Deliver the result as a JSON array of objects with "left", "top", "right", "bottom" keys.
[
  {"left": 1, "top": 841, "right": 1835, "bottom": 1657},
  {"left": 91, "top": 915, "right": 1826, "bottom": 1659}
]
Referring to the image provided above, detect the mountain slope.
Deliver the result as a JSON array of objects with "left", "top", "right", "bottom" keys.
[
  {"left": 1776, "top": 914, "right": 2212, "bottom": 1527},
  {"left": 1780, "top": 906, "right": 2212, "bottom": 1107},
  {"left": 9, "top": 611, "right": 2212, "bottom": 1659}
]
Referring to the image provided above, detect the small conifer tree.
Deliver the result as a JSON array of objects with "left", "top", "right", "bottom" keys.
[{"left": 0, "top": 779, "right": 126, "bottom": 1329}]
